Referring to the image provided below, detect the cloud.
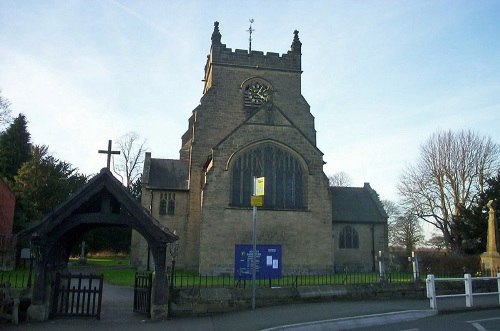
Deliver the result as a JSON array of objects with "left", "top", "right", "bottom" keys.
[{"left": 106, "top": 0, "right": 178, "bottom": 40}]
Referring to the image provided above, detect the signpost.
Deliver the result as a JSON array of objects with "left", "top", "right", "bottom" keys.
[
  {"left": 251, "top": 176, "right": 264, "bottom": 310},
  {"left": 255, "top": 177, "right": 265, "bottom": 196}
]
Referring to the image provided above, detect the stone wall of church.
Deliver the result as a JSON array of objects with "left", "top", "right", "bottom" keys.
[
  {"left": 332, "top": 222, "right": 388, "bottom": 272},
  {"left": 196, "top": 65, "right": 315, "bottom": 150},
  {"left": 130, "top": 189, "right": 190, "bottom": 270},
  {"left": 197, "top": 122, "right": 333, "bottom": 274}
]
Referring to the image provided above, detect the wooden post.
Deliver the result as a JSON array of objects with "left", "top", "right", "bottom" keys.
[
  {"left": 464, "top": 273, "right": 473, "bottom": 307},
  {"left": 426, "top": 274, "right": 437, "bottom": 309}
]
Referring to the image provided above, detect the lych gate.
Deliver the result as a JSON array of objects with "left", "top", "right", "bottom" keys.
[{"left": 20, "top": 168, "right": 178, "bottom": 321}]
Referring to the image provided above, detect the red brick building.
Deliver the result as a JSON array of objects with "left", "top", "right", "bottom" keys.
[
  {"left": 0, "top": 177, "right": 16, "bottom": 270},
  {"left": 0, "top": 177, "right": 15, "bottom": 235}
]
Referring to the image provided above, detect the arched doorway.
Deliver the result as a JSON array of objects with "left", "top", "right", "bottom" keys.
[{"left": 19, "top": 168, "right": 178, "bottom": 321}]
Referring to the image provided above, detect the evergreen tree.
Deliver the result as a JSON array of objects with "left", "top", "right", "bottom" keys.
[
  {"left": 0, "top": 114, "right": 31, "bottom": 182},
  {"left": 13, "top": 144, "right": 87, "bottom": 230},
  {"left": 128, "top": 178, "right": 142, "bottom": 202},
  {"left": 456, "top": 171, "right": 500, "bottom": 254}
]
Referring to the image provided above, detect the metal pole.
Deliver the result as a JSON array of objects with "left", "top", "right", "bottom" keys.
[{"left": 252, "top": 176, "right": 257, "bottom": 310}]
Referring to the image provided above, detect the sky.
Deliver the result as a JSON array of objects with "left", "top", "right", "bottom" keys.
[{"left": 1, "top": 0, "right": 500, "bottom": 205}]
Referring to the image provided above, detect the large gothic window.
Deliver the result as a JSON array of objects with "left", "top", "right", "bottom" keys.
[
  {"left": 339, "top": 226, "right": 359, "bottom": 249},
  {"left": 230, "top": 144, "right": 305, "bottom": 209}
]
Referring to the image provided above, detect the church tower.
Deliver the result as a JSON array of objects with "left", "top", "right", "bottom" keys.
[
  {"left": 132, "top": 22, "right": 341, "bottom": 274},
  {"left": 180, "top": 22, "right": 333, "bottom": 273}
]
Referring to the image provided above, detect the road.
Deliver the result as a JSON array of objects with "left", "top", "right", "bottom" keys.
[{"left": 352, "top": 308, "right": 500, "bottom": 331}]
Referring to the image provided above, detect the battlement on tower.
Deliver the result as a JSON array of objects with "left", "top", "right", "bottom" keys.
[
  {"left": 210, "top": 45, "right": 301, "bottom": 72},
  {"left": 208, "top": 21, "right": 302, "bottom": 72}
]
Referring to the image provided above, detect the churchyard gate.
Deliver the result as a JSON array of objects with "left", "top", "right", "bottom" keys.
[
  {"left": 133, "top": 272, "right": 152, "bottom": 316},
  {"left": 51, "top": 272, "right": 104, "bottom": 319}
]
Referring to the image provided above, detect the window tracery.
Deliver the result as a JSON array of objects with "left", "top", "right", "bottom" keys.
[
  {"left": 339, "top": 226, "right": 359, "bottom": 249},
  {"left": 159, "top": 193, "right": 175, "bottom": 215},
  {"left": 230, "top": 143, "right": 305, "bottom": 209}
]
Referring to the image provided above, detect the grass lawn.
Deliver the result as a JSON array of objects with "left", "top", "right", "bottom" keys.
[
  {"left": 69, "top": 255, "right": 130, "bottom": 268},
  {"left": 97, "top": 268, "right": 138, "bottom": 286},
  {"left": 70, "top": 255, "right": 139, "bottom": 286},
  {"left": 4, "top": 254, "right": 463, "bottom": 289}
]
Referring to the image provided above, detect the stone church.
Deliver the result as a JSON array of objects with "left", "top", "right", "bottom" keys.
[{"left": 130, "top": 22, "right": 388, "bottom": 274}]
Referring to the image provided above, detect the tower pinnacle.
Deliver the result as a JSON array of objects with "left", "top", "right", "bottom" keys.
[
  {"left": 291, "top": 30, "right": 302, "bottom": 54},
  {"left": 211, "top": 21, "right": 222, "bottom": 46}
]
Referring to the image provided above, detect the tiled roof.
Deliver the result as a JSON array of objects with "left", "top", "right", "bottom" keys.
[
  {"left": 331, "top": 183, "right": 388, "bottom": 223},
  {"left": 145, "top": 158, "right": 189, "bottom": 190}
]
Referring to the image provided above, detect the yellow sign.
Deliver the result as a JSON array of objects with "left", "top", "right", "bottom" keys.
[
  {"left": 256, "top": 177, "right": 265, "bottom": 196},
  {"left": 251, "top": 195, "right": 263, "bottom": 207}
]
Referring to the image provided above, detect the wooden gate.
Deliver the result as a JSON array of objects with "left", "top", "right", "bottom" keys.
[
  {"left": 51, "top": 273, "right": 104, "bottom": 319},
  {"left": 133, "top": 272, "right": 152, "bottom": 316}
]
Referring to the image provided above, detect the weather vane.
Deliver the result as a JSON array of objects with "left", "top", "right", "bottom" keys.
[{"left": 247, "top": 19, "right": 254, "bottom": 52}]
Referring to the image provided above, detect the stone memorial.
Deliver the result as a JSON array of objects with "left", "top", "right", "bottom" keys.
[{"left": 480, "top": 200, "right": 500, "bottom": 276}]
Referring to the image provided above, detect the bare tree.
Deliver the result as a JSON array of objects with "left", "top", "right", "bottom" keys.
[
  {"left": 0, "top": 89, "right": 13, "bottom": 129},
  {"left": 426, "top": 235, "right": 448, "bottom": 251},
  {"left": 398, "top": 129, "right": 500, "bottom": 253},
  {"left": 389, "top": 213, "right": 425, "bottom": 254},
  {"left": 381, "top": 199, "right": 400, "bottom": 219},
  {"left": 113, "top": 131, "right": 147, "bottom": 188},
  {"left": 382, "top": 199, "right": 424, "bottom": 253},
  {"left": 328, "top": 171, "right": 352, "bottom": 187}
]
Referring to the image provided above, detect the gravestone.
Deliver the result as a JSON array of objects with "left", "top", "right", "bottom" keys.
[{"left": 77, "top": 241, "right": 87, "bottom": 265}]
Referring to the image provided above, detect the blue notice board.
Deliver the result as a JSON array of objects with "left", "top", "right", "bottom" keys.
[{"left": 234, "top": 244, "right": 282, "bottom": 280}]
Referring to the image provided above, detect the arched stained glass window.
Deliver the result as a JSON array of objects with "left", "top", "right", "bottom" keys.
[
  {"left": 167, "top": 195, "right": 175, "bottom": 215},
  {"left": 159, "top": 194, "right": 167, "bottom": 215},
  {"left": 230, "top": 144, "right": 305, "bottom": 209},
  {"left": 339, "top": 226, "right": 359, "bottom": 249}
]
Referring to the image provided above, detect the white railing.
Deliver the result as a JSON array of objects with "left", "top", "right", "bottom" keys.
[{"left": 426, "top": 273, "right": 500, "bottom": 309}]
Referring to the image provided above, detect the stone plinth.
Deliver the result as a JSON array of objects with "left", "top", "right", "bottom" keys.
[
  {"left": 27, "top": 304, "right": 50, "bottom": 321},
  {"left": 150, "top": 304, "right": 169, "bottom": 321},
  {"left": 480, "top": 251, "right": 500, "bottom": 276}
]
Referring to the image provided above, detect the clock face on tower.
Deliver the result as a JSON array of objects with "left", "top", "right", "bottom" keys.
[{"left": 246, "top": 82, "right": 271, "bottom": 105}]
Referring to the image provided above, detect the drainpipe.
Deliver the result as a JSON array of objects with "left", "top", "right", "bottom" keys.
[{"left": 371, "top": 224, "right": 375, "bottom": 272}]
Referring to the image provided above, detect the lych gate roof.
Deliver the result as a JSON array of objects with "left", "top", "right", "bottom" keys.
[
  {"left": 19, "top": 168, "right": 178, "bottom": 245},
  {"left": 143, "top": 152, "right": 189, "bottom": 190},
  {"left": 331, "top": 183, "right": 388, "bottom": 223}
]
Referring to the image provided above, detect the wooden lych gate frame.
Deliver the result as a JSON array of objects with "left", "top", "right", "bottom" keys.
[{"left": 19, "top": 168, "right": 179, "bottom": 321}]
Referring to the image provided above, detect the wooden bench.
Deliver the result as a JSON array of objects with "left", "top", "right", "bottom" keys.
[{"left": 0, "top": 281, "right": 19, "bottom": 325}]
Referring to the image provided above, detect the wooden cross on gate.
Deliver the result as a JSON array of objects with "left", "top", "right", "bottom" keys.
[{"left": 98, "top": 140, "right": 120, "bottom": 170}]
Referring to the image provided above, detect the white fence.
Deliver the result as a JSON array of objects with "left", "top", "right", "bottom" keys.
[{"left": 426, "top": 273, "right": 500, "bottom": 309}]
